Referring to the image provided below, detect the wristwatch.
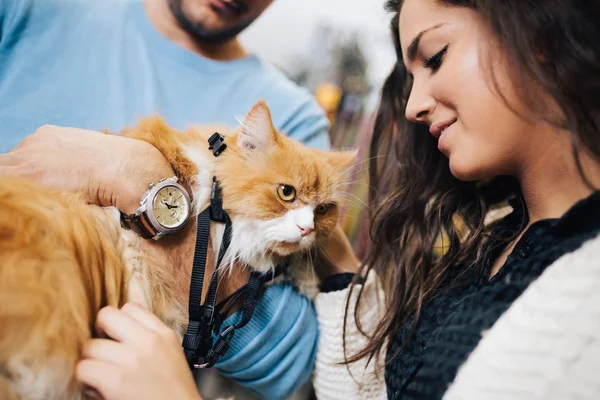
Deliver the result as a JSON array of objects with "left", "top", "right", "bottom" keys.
[{"left": 120, "top": 176, "right": 192, "bottom": 240}]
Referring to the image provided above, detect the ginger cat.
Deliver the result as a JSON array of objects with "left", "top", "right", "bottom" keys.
[{"left": 0, "top": 101, "right": 355, "bottom": 399}]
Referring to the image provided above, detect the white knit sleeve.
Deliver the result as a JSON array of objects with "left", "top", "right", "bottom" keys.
[
  {"left": 312, "top": 272, "right": 387, "bottom": 400},
  {"left": 444, "top": 234, "right": 600, "bottom": 400}
]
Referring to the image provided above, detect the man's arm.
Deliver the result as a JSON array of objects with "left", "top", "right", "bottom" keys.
[
  {"left": 0, "top": 0, "right": 30, "bottom": 42},
  {"left": 216, "top": 283, "right": 319, "bottom": 399},
  {"left": 277, "top": 96, "right": 331, "bottom": 151},
  {"left": 283, "top": 107, "right": 331, "bottom": 150},
  {"left": 0, "top": 125, "right": 200, "bottom": 283},
  {"left": 0, "top": 125, "right": 237, "bottom": 295}
]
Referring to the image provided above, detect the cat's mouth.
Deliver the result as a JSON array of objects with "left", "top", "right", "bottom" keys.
[
  {"left": 272, "top": 237, "right": 315, "bottom": 255},
  {"left": 276, "top": 241, "right": 300, "bottom": 251}
]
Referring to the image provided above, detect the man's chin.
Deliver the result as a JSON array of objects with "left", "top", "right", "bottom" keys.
[{"left": 168, "top": 0, "right": 252, "bottom": 44}]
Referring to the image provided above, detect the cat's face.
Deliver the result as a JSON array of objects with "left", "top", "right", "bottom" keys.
[{"left": 216, "top": 101, "right": 356, "bottom": 260}]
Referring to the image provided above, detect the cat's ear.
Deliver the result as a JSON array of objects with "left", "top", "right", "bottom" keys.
[
  {"left": 326, "top": 150, "right": 358, "bottom": 174},
  {"left": 237, "top": 100, "right": 280, "bottom": 152}
]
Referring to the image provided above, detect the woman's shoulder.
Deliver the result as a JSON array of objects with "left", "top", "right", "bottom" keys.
[{"left": 444, "top": 232, "right": 600, "bottom": 399}]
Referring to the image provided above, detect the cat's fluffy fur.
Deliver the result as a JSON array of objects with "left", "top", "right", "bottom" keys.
[
  {"left": 121, "top": 101, "right": 356, "bottom": 296},
  {"left": 0, "top": 101, "right": 355, "bottom": 399}
]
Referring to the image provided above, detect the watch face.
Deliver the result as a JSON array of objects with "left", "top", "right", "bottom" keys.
[{"left": 151, "top": 185, "right": 190, "bottom": 229}]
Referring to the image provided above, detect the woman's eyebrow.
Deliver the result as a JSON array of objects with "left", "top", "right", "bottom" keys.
[{"left": 407, "top": 24, "right": 445, "bottom": 62}]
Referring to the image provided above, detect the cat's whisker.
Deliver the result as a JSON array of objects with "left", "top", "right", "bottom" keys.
[
  {"left": 320, "top": 177, "right": 368, "bottom": 198},
  {"left": 338, "top": 214, "right": 358, "bottom": 228},
  {"left": 308, "top": 246, "right": 317, "bottom": 286},
  {"left": 336, "top": 178, "right": 368, "bottom": 187},
  {"left": 334, "top": 193, "right": 370, "bottom": 209},
  {"left": 250, "top": 232, "right": 272, "bottom": 257},
  {"left": 324, "top": 155, "right": 389, "bottom": 191},
  {"left": 327, "top": 156, "right": 376, "bottom": 184},
  {"left": 317, "top": 244, "right": 338, "bottom": 266},
  {"left": 238, "top": 231, "right": 274, "bottom": 271},
  {"left": 254, "top": 246, "right": 271, "bottom": 271}
]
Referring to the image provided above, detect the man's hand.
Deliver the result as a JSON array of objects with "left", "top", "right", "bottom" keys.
[
  {"left": 76, "top": 303, "right": 203, "bottom": 400},
  {"left": 0, "top": 125, "right": 173, "bottom": 214},
  {"left": 0, "top": 126, "right": 250, "bottom": 305}
]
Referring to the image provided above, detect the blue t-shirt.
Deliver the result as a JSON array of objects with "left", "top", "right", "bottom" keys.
[
  {"left": 0, "top": 0, "right": 329, "bottom": 153},
  {"left": 0, "top": 0, "right": 325, "bottom": 398}
]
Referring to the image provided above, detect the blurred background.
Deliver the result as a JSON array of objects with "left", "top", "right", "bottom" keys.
[
  {"left": 242, "top": 0, "right": 395, "bottom": 259},
  {"left": 198, "top": 0, "right": 395, "bottom": 398}
]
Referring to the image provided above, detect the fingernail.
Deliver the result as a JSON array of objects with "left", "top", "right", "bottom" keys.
[{"left": 83, "top": 386, "right": 103, "bottom": 400}]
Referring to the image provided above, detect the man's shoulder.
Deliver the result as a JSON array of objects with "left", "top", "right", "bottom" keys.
[
  {"left": 1, "top": 0, "right": 134, "bottom": 37},
  {"left": 248, "top": 59, "right": 312, "bottom": 104},
  {"left": 242, "top": 58, "right": 330, "bottom": 147},
  {"left": 2, "top": 0, "right": 133, "bottom": 16}
]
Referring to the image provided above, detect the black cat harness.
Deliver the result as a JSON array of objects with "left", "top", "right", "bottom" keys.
[{"left": 181, "top": 133, "right": 284, "bottom": 369}]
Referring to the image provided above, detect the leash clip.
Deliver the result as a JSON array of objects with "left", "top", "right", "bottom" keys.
[
  {"left": 208, "top": 132, "right": 227, "bottom": 157},
  {"left": 199, "top": 326, "right": 236, "bottom": 369}
]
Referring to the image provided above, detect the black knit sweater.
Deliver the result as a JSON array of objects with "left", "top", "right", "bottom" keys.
[{"left": 384, "top": 191, "right": 600, "bottom": 399}]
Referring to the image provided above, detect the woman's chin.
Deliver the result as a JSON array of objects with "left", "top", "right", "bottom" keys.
[{"left": 448, "top": 157, "right": 489, "bottom": 182}]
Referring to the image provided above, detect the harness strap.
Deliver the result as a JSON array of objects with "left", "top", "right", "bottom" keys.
[
  {"left": 181, "top": 133, "right": 288, "bottom": 369},
  {"left": 181, "top": 206, "right": 211, "bottom": 366},
  {"left": 202, "top": 207, "right": 232, "bottom": 329},
  {"left": 202, "top": 267, "right": 285, "bottom": 368},
  {"left": 213, "top": 265, "right": 285, "bottom": 331}
]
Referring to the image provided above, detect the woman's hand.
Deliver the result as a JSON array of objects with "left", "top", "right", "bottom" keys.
[
  {"left": 315, "top": 224, "right": 361, "bottom": 281},
  {"left": 76, "top": 303, "right": 202, "bottom": 400},
  {"left": 0, "top": 125, "right": 173, "bottom": 214}
]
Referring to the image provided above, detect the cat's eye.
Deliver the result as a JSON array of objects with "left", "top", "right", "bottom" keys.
[
  {"left": 277, "top": 184, "right": 296, "bottom": 202},
  {"left": 316, "top": 203, "right": 332, "bottom": 215}
]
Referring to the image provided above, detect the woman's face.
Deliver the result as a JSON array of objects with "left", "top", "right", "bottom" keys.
[{"left": 399, "top": 0, "right": 547, "bottom": 181}]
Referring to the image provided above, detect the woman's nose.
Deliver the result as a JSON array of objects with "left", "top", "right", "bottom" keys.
[{"left": 404, "top": 79, "right": 436, "bottom": 123}]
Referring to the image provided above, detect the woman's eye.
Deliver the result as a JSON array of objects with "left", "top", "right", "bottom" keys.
[
  {"left": 277, "top": 184, "right": 296, "bottom": 202},
  {"left": 423, "top": 45, "right": 448, "bottom": 72}
]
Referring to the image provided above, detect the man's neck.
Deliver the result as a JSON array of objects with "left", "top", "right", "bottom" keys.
[{"left": 144, "top": 0, "right": 248, "bottom": 61}]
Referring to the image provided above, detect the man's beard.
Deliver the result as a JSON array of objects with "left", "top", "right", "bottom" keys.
[{"left": 168, "top": 0, "right": 253, "bottom": 44}]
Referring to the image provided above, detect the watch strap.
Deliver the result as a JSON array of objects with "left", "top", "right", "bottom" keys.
[{"left": 120, "top": 212, "right": 158, "bottom": 240}]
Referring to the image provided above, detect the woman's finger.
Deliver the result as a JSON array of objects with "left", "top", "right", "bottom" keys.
[
  {"left": 95, "top": 306, "right": 146, "bottom": 344},
  {"left": 120, "top": 302, "right": 172, "bottom": 336},
  {"left": 75, "top": 359, "right": 120, "bottom": 400},
  {"left": 82, "top": 338, "right": 133, "bottom": 365}
]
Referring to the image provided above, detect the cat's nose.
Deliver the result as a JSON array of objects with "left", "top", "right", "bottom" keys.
[{"left": 297, "top": 225, "right": 314, "bottom": 237}]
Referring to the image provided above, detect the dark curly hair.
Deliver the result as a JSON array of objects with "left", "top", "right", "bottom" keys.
[{"left": 346, "top": 0, "right": 600, "bottom": 365}]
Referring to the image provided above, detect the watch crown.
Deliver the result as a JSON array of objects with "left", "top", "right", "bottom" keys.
[{"left": 149, "top": 183, "right": 155, "bottom": 189}]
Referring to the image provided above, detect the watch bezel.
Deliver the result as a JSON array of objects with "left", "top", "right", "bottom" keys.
[{"left": 137, "top": 177, "right": 192, "bottom": 236}]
